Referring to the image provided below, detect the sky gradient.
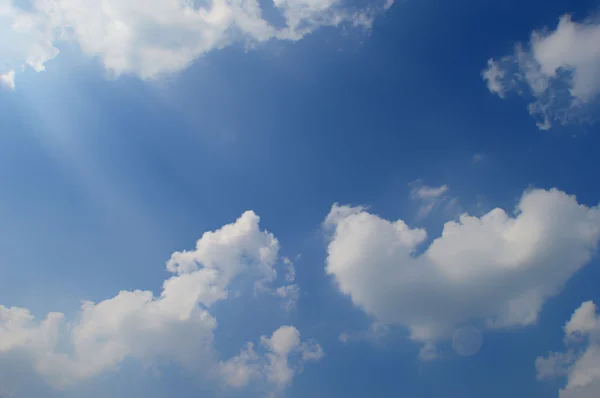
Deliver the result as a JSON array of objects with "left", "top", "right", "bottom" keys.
[{"left": 2, "top": 0, "right": 600, "bottom": 397}]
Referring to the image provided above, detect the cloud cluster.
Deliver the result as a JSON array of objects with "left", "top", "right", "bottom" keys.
[
  {"left": 324, "top": 188, "right": 600, "bottom": 354},
  {"left": 536, "top": 301, "right": 600, "bottom": 398},
  {"left": 0, "top": 211, "right": 320, "bottom": 395},
  {"left": 483, "top": 14, "right": 600, "bottom": 129},
  {"left": 0, "top": 0, "right": 391, "bottom": 87}
]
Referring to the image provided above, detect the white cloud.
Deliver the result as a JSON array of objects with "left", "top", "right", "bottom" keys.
[
  {"left": 282, "top": 257, "right": 296, "bottom": 283},
  {"left": 482, "top": 58, "right": 506, "bottom": 98},
  {"left": 536, "top": 350, "right": 576, "bottom": 380},
  {"left": 409, "top": 180, "right": 450, "bottom": 219},
  {"left": 0, "top": 69, "right": 15, "bottom": 89},
  {"left": 274, "top": 284, "right": 300, "bottom": 311},
  {"left": 536, "top": 301, "right": 600, "bottom": 398},
  {"left": 324, "top": 188, "right": 600, "bottom": 355},
  {"left": 0, "top": 211, "right": 317, "bottom": 396},
  {"left": 483, "top": 14, "right": 600, "bottom": 129},
  {"left": 271, "top": 257, "right": 299, "bottom": 310},
  {"left": 0, "top": 0, "right": 390, "bottom": 85},
  {"left": 411, "top": 183, "right": 448, "bottom": 200},
  {"left": 565, "top": 301, "right": 600, "bottom": 337},
  {"left": 472, "top": 153, "right": 485, "bottom": 164},
  {"left": 220, "top": 325, "right": 323, "bottom": 391}
]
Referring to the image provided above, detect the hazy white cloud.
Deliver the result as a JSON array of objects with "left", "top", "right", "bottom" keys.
[
  {"left": 537, "top": 301, "right": 600, "bottom": 398},
  {"left": 0, "top": 0, "right": 390, "bottom": 86},
  {"left": 282, "top": 257, "right": 296, "bottom": 283},
  {"left": 411, "top": 183, "right": 449, "bottom": 200},
  {"left": 418, "top": 342, "right": 438, "bottom": 361},
  {"left": 274, "top": 284, "right": 300, "bottom": 311},
  {"left": 324, "top": 188, "right": 600, "bottom": 356},
  {"left": 472, "top": 153, "right": 485, "bottom": 164},
  {"left": 258, "top": 256, "right": 299, "bottom": 310},
  {"left": 409, "top": 180, "right": 450, "bottom": 219},
  {"left": 0, "top": 70, "right": 15, "bottom": 89},
  {"left": 537, "top": 351, "right": 576, "bottom": 380},
  {"left": 338, "top": 321, "right": 389, "bottom": 344},
  {"left": 0, "top": 211, "right": 317, "bottom": 396},
  {"left": 483, "top": 14, "right": 600, "bottom": 129}
]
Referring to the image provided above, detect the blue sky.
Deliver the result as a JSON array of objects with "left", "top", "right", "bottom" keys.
[{"left": 2, "top": 0, "right": 600, "bottom": 397}]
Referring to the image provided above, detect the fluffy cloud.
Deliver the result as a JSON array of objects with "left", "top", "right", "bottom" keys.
[
  {"left": 0, "top": 211, "right": 319, "bottom": 395},
  {"left": 483, "top": 14, "right": 600, "bottom": 129},
  {"left": 220, "top": 325, "right": 323, "bottom": 392},
  {"left": 536, "top": 301, "right": 600, "bottom": 398},
  {"left": 324, "top": 188, "right": 600, "bottom": 354},
  {"left": 0, "top": 0, "right": 391, "bottom": 85}
]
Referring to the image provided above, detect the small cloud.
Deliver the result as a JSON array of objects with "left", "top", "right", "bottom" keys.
[
  {"left": 221, "top": 326, "right": 323, "bottom": 392},
  {"left": 418, "top": 342, "right": 438, "bottom": 361},
  {"left": 472, "top": 153, "right": 485, "bottom": 164},
  {"left": 482, "top": 59, "right": 505, "bottom": 98},
  {"left": 274, "top": 285, "right": 300, "bottom": 311},
  {"left": 282, "top": 257, "right": 296, "bottom": 283},
  {"left": 410, "top": 182, "right": 449, "bottom": 200},
  {"left": 0, "top": 71, "right": 15, "bottom": 90},
  {"left": 409, "top": 180, "right": 450, "bottom": 219}
]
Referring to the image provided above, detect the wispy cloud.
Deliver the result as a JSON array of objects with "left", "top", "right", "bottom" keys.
[{"left": 409, "top": 180, "right": 450, "bottom": 219}]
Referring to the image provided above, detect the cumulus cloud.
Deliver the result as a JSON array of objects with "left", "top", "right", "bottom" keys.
[
  {"left": 536, "top": 301, "right": 600, "bottom": 398},
  {"left": 482, "top": 14, "right": 600, "bottom": 129},
  {"left": 0, "top": 211, "right": 318, "bottom": 396},
  {"left": 324, "top": 188, "right": 600, "bottom": 355},
  {"left": 0, "top": 0, "right": 391, "bottom": 85},
  {"left": 220, "top": 325, "right": 323, "bottom": 392}
]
